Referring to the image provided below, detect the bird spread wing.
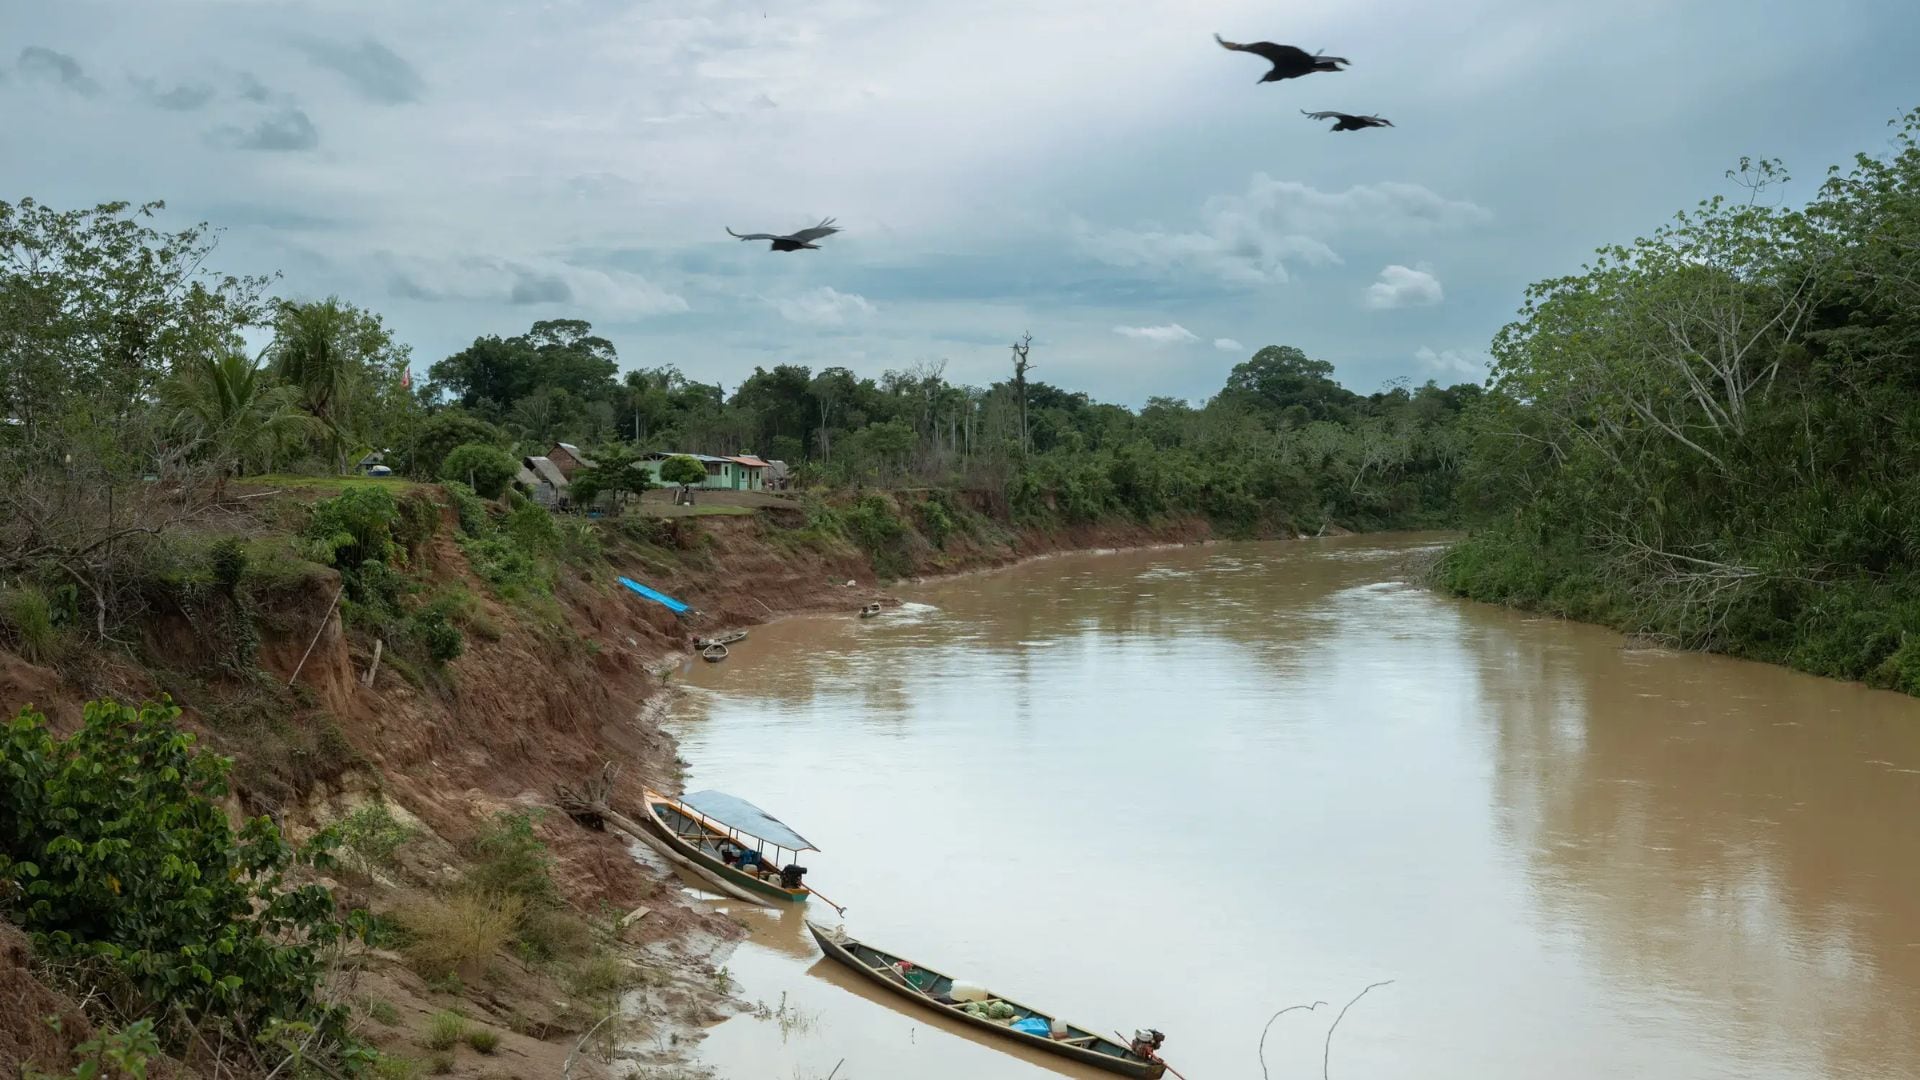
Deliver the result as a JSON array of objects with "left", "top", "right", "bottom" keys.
[
  {"left": 1215, "top": 34, "right": 1312, "bottom": 67},
  {"left": 1301, "top": 110, "right": 1350, "bottom": 121},
  {"left": 1364, "top": 115, "right": 1393, "bottom": 126},
  {"left": 787, "top": 217, "right": 840, "bottom": 244},
  {"left": 726, "top": 227, "right": 777, "bottom": 241}
]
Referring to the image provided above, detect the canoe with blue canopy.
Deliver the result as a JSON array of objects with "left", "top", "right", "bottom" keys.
[{"left": 634, "top": 788, "right": 820, "bottom": 905}]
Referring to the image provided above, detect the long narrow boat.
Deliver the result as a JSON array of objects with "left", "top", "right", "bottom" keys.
[
  {"left": 805, "top": 921, "right": 1167, "bottom": 1079},
  {"left": 634, "top": 789, "right": 817, "bottom": 905}
]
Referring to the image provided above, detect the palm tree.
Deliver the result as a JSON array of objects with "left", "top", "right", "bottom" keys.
[
  {"left": 160, "top": 350, "right": 321, "bottom": 492},
  {"left": 269, "top": 298, "right": 359, "bottom": 472}
]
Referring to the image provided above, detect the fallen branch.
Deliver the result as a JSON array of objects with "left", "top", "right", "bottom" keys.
[
  {"left": 287, "top": 584, "right": 345, "bottom": 688},
  {"left": 562, "top": 1012, "right": 616, "bottom": 1080}
]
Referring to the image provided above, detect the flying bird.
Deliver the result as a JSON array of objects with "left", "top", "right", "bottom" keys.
[
  {"left": 1302, "top": 110, "right": 1393, "bottom": 132},
  {"left": 1214, "top": 33, "right": 1348, "bottom": 83},
  {"left": 725, "top": 217, "right": 841, "bottom": 252}
]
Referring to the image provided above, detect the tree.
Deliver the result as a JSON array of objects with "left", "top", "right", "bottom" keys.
[
  {"left": 269, "top": 296, "right": 409, "bottom": 472},
  {"left": 569, "top": 444, "right": 652, "bottom": 511},
  {"left": 410, "top": 410, "right": 510, "bottom": 479},
  {"left": 1011, "top": 333, "right": 1034, "bottom": 455},
  {"left": 440, "top": 442, "right": 518, "bottom": 498},
  {"left": 659, "top": 454, "right": 707, "bottom": 504},
  {"left": 158, "top": 349, "right": 321, "bottom": 485},
  {"left": 1218, "top": 345, "right": 1357, "bottom": 423}
]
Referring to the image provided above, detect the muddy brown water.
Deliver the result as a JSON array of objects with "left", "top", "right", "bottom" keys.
[{"left": 660, "top": 534, "right": 1920, "bottom": 1080}]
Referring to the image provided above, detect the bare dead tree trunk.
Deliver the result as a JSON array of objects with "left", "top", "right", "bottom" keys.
[{"left": 1011, "top": 333, "right": 1033, "bottom": 456}]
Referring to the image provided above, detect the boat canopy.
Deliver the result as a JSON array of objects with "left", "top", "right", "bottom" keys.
[{"left": 677, "top": 790, "right": 817, "bottom": 852}]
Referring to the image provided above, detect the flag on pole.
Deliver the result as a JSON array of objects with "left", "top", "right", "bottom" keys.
[{"left": 400, "top": 366, "right": 412, "bottom": 390}]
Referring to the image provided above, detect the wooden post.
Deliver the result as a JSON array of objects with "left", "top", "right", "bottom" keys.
[{"left": 362, "top": 639, "right": 384, "bottom": 688}]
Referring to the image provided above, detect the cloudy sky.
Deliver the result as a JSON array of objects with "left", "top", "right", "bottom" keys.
[{"left": 3, "top": 0, "right": 1916, "bottom": 406}]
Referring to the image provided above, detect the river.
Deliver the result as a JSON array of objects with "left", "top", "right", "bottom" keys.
[{"left": 660, "top": 534, "right": 1920, "bottom": 1080}]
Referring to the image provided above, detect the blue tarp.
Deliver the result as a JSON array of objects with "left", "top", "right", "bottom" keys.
[
  {"left": 678, "top": 790, "right": 817, "bottom": 852},
  {"left": 617, "top": 576, "right": 691, "bottom": 614}
]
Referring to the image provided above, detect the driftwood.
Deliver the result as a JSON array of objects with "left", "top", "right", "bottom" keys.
[
  {"left": 286, "top": 584, "right": 344, "bottom": 688},
  {"left": 554, "top": 762, "right": 619, "bottom": 830},
  {"left": 361, "top": 638, "right": 383, "bottom": 688}
]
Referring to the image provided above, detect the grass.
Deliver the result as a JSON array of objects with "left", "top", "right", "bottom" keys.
[
  {"left": 362, "top": 996, "right": 402, "bottom": 1026},
  {"left": 427, "top": 1052, "right": 454, "bottom": 1075},
  {"left": 424, "top": 1010, "right": 468, "bottom": 1051},
  {"left": 371, "top": 1054, "right": 424, "bottom": 1080},
  {"left": 393, "top": 892, "right": 525, "bottom": 979},
  {"left": 638, "top": 503, "right": 758, "bottom": 518},
  {"left": 567, "top": 950, "right": 635, "bottom": 999},
  {"left": 464, "top": 1027, "right": 501, "bottom": 1055},
  {"left": 515, "top": 904, "right": 595, "bottom": 962},
  {"left": 236, "top": 473, "right": 427, "bottom": 494},
  {"left": 0, "top": 585, "right": 62, "bottom": 664}
]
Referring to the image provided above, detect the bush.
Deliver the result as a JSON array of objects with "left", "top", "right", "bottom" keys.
[
  {"left": 393, "top": 892, "right": 525, "bottom": 979},
  {"left": 425, "top": 1010, "right": 468, "bottom": 1052},
  {"left": 919, "top": 496, "right": 956, "bottom": 549},
  {"left": 0, "top": 585, "right": 62, "bottom": 664},
  {"left": 465, "top": 1027, "right": 501, "bottom": 1054},
  {"left": 335, "top": 799, "right": 415, "bottom": 872},
  {"left": 416, "top": 607, "right": 465, "bottom": 664},
  {"left": 0, "top": 698, "right": 369, "bottom": 1064},
  {"left": 440, "top": 443, "right": 518, "bottom": 499},
  {"left": 841, "top": 495, "right": 911, "bottom": 579},
  {"left": 516, "top": 904, "right": 595, "bottom": 962},
  {"left": 372, "top": 1054, "right": 424, "bottom": 1080},
  {"left": 465, "top": 810, "right": 557, "bottom": 903},
  {"left": 303, "top": 487, "right": 410, "bottom": 570}
]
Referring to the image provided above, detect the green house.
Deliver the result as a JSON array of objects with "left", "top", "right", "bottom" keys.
[{"left": 643, "top": 452, "right": 770, "bottom": 492}]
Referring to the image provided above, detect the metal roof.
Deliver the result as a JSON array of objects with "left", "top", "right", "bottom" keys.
[
  {"left": 728, "top": 455, "right": 770, "bottom": 469},
  {"left": 677, "top": 790, "right": 817, "bottom": 852},
  {"left": 523, "top": 456, "right": 569, "bottom": 489}
]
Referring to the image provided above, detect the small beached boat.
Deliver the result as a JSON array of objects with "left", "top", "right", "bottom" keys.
[
  {"left": 805, "top": 921, "right": 1168, "bottom": 1078},
  {"left": 695, "top": 629, "right": 748, "bottom": 649},
  {"left": 701, "top": 642, "right": 729, "bottom": 662},
  {"left": 635, "top": 789, "right": 818, "bottom": 905},
  {"left": 858, "top": 602, "right": 882, "bottom": 618}
]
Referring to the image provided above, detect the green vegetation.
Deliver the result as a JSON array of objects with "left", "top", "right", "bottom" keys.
[
  {"left": 465, "top": 809, "right": 559, "bottom": 904},
  {"left": 465, "top": 1026, "right": 501, "bottom": 1054},
  {"left": 22, "top": 1019, "right": 161, "bottom": 1080},
  {"left": 0, "top": 585, "right": 62, "bottom": 664},
  {"left": 393, "top": 891, "right": 525, "bottom": 980},
  {"left": 334, "top": 799, "right": 417, "bottom": 873},
  {"left": 424, "top": 1010, "right": 468, "bottom": 1051},
  {"left": 1437, "top": 109, "right": 1920, "bottom": 693},
  {"left": 0, "top": 698, "right": 372, "bottom": 1073},
  {"left": 439, "top": 441, "right": 517, "bottom": 497}
]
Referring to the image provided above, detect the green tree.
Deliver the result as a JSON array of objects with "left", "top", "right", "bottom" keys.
[
  {"left": 569, "top": 444, "right": 652, "bottom": 511},
  {"left": 410, "top": 410, "right": 510, "bottom": 479},
  {"left": 158, "top": 349, "right": 320, "bottom": 483},
  {"left": 659, "top": 454, "right": 707, "bottom": 503},
  {"left": 440, "top": 443, "right": 518, "bottom": 498},
  {"left": 269, "top": 296, "right": 410, "bottom": 472}
]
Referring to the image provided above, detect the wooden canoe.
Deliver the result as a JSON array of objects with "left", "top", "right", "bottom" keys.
[
  {"left": 805, "top": 921, "right": 1166, "bottom": 1079},
  {"left": 635, "top": 790, "right": 812, "bottom": 905}
]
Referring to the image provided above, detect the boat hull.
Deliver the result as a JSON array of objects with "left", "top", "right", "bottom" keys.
[
  {"left": 805, "top": 921, "right": 1165, "bottom": 1079},
  {"left": 638, "top": 792, "right": 810, "bottom": 904}
]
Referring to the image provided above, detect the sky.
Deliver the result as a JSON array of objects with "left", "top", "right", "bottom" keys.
[{"left": 3, "top": 0, "right": 1917, "bottom": 408}]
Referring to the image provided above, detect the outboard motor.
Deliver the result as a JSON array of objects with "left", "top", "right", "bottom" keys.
[
  {"left": 779, "top": 863, "right": 808, "bottom": 890},
  {"left": 1129, "top": 1028, "right": 1166, "bottom": 1060}
]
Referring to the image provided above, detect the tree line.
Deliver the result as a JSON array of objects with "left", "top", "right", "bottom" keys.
[{"left": 1436, "top": 107, "right": 1920, "bottom": 694}]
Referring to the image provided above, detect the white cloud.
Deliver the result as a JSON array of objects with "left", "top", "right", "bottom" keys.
[
  {"left": 766, "top": 286, "right": 876, "bottom": 325},
  {"left": 371, "top": 252, "right": 689, "bottom": 315},
  {"left": 1113, "top": 323, "right": 1199, "bottom": 345},
  {"left": 1364, "top": 264, "right": 1444, "bottom": 310},
  {"left": 1415, "top": 345, "right": 1493, "bottom": 378},
  {"left": 1075, "top": 176, "right": 1490, "bottom": 287},
  {"left": 1213, "top": 338, "right": 1244, "bottom": 352}
]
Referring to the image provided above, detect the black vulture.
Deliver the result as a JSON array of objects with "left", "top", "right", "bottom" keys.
[
  {"left": 1214, "top": 33, "right": 1348, "bottom": 83},
  {"left": 1301, "top": 110, "right": 1393, "bottom": 132},
  {"left": 724, "top": 217, "right": 841, "bottom": 252}
]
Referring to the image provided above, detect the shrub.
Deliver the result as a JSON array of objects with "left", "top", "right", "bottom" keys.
[
  {"left": 841, "top": 495, "right": 911, "bottom": 579},
  {"left": 919, "top": 496, "right": 956, "bottom": 549},
  {"left": 427, "top": 1052, "right": 454, "bottom": 1075},
  {"left": 568, "top": 950, "right": 636, "bottom": 999},
  {"left": 208, "top": 536, "right": 249, "bottom": 596},
  {"left": 466, "top": 810, "right": 557, "bottom": 903},
  {"left": 0, "top": 585, "right": 62, "bottom": 664},
  {"left": 23, "top": 1020, "right": 162, "bottom": 1080},
  {"left": 411, "top": 412, "right": 510, "bottom": 480},
  {"left": 393, "top": 892, "right": 525, "bottom": 979},
  {"left": 0, "top": 698, "right": 369, "bottom": 1064},
  {"left": 424, "top": 1010, "right": 468, "bottom": 1052},
  {"left": 303, "top": 487, "right": 408, "bottom": 569},
  {"left": 365, "top": 997, "right": 403, "bottom": 1026},
  {"left": 416, "top": 607, "right": 465, "bottom": 664},
  {"left": 335, "top": 799, "right": 415, "bottom": 872},
  {"left": 465, "top": 1027, "right": 501, "bottom": 1054},
  {"left": 440, "top": 443, "right": 518, "bottom": 498},
  {"left": 516, "top": 904, "right": 595, "bottom": 962}
]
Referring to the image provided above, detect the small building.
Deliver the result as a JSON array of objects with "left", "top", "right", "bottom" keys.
[
  {"left": 765, "top": 459, "right": 791, "bottom": 490},
  {"left": 547, "top": 442, "right": 598, "bottom": 480},
  {"left": 522, "top": 455, "right": 570, "bottom": 507},
  {"left": 642, "top": 451, "right": 768, "bottom": 492}
]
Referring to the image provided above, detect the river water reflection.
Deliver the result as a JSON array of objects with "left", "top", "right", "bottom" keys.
[{"left": 666, "top": 535, "right": 1920, "bottom": 1080}]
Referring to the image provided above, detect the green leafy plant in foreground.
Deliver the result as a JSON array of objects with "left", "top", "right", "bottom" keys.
[{"left": 0, "top": 697, "right": 372, "bottom": 1066}]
